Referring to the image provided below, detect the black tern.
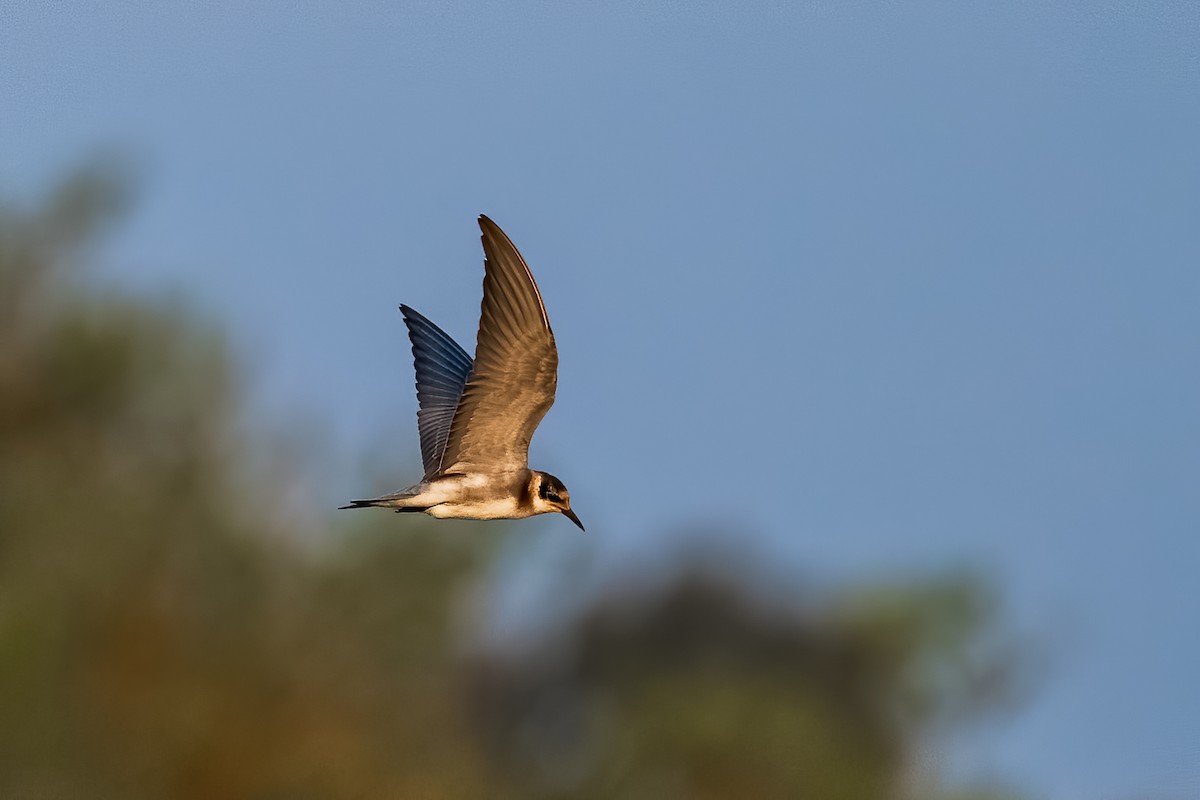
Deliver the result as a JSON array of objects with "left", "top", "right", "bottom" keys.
[{"left": 340, "top": 215, "right": 583, "bottom": 531}]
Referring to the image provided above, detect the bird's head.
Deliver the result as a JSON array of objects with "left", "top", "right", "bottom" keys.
[{"left": 531, "top": 471, "right": 584, "bottom": 531}]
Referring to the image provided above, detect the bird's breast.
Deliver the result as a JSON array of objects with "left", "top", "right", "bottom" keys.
[
  {"left": 422, "top": 470, "right": 537, "bottom": 520},
  {"left": 426, "top": 496, "right": 530, "bottom": 520}
]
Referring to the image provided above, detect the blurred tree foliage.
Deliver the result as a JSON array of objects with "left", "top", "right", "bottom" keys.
[{"left": 0, "top": 169, "right": 1024, "bottom": 799}]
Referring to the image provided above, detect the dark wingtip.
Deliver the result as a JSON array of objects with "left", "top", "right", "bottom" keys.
[
  {"left": 338, "top": 500, "right": 373, "bottom": 510},
  {"left": 478, "top": 214, "right": 501, "bottom": 236}
]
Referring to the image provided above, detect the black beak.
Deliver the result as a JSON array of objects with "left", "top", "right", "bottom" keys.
[{"left": 561, "top": 507, "right": 585, "bottom": 531}]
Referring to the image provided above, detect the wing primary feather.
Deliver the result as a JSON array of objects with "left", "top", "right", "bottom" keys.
[
  {"left": 435, "top": 216, "right": 560, "bottom": 474},
  {"left": 399, "top": 305, "right": 474, "bottom": 477}
]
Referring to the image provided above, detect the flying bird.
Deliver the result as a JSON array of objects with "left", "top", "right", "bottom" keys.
[{"left": 340, "top": 215, "right": 583, "bottom": 531}]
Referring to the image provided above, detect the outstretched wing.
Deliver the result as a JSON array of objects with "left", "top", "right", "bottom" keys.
[
  {"left": 399, "top": 304, "right": 474, "bottom": 479},
  {"left": 439, "top": 215, "right": 558, "bottom": 475}
]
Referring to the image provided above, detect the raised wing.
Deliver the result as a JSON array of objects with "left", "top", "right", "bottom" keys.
[
  {"left": 399, "top": 304, "right": 474, "bottom": 479},
  {"left": 439, "top": 215, "right": 558, "bottom": 475}
]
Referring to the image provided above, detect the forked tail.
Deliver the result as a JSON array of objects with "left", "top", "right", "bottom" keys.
[
  {"left": 337, "top": 490, "right": 425, "bottom": 512},
  {"left": 338, "top": 499, "right": 384, "bottom": 510}
]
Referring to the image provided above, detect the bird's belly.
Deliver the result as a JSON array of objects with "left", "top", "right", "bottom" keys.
[{"left": 426, "top": 496, "right": 529, "bottom": 520}]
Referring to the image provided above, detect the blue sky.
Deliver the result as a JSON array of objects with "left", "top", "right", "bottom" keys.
[{"left": 3, "top": 2, "right": 1198, "bottom": 797}]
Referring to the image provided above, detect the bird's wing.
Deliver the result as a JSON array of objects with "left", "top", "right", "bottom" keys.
[
  {"left": 399, "top": 304, "right": 474, "bottom": 479},
  {"left": 439, "top": 215, "right": 558, "bottom": 475}
]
